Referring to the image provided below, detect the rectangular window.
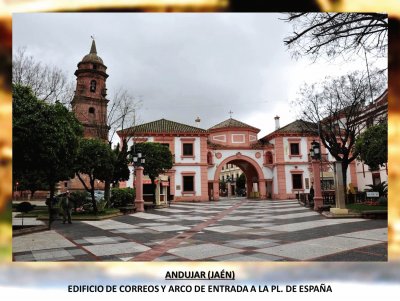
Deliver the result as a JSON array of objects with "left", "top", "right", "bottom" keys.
[
  {"left": 292, "top": 174, "right": 303, "bottom": 189},
  {"left": 290, "top": 143, "right": 300, "bottom": 155},
  {"left": 372, "top": 173, "right": 381, "bottom": 186},
  {"left": 182, "top": 143, "right": 193, "bottom": 156},
  {"left": 183, "top": 176, "right": 194, "bottom": 192}
]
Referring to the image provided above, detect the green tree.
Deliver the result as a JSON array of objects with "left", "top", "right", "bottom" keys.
[
  {"left": 13, "top": 84, "right": 83, "bottom": 228},
  {"left": 98, "top": 88, "right": 141, "bottom": 205},
  {"left": 74, "top": 138, "right": 116, "bottom": 213},
  {"left": 219, "top": 180, "right": 226, "bottom": 193},
  {"left": 355, "top": 122, "right": 387, "bottom": 171},
  {"left": 111, "top": 139, "right": 131, "bottom": 187},
  {"left": 236, "top": 173, "right": 246, "bottom": 190},
  {"left": 101, "top": 140, "right": 131, "bottom": 205},
  {"left": 15, "top": 171, "right": 49, "bottom": 199},
  {"left": 132, "top": 143, "right": 173, "bottom": 203}
]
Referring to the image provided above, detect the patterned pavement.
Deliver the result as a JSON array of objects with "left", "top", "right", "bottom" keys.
[{"left": 12, "top": 199, "right": 387, "bottom": 261}]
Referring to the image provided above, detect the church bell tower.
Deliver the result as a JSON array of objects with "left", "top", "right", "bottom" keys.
[{"left": 71, "top": 39, "right": 109, "bottom": 140}]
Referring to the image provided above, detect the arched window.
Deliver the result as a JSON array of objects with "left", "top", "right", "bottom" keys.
[
  {"left": 265, "top": 151, "right": 273, "bottom": 164},
  {"left": 90, "top": 80, "right": 96, "bottom": 92}
]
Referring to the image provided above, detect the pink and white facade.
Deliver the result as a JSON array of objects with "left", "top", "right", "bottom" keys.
[
  {"left": 118, "top": 120, "right": 210, "bottom": 202},
  {"left": 118, "top": 117, "right": 362, "bottom": 202},
  {"left": 117, "top": 93, "right": 387, "bottom": 203},
  {"left": 353, "top": 90, "right": 388, "bottom": 190},
  {"left": 72, "top": 40, "right": 386, "bottom": 202}
]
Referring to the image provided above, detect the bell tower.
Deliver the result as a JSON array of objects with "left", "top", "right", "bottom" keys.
[{"left": 71, "top": 39, "right": 109, "bottom": 140}]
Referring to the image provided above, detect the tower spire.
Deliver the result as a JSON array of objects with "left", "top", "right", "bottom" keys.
[{"left": 90, "top": 36, "right": 97, "bottom": 54}]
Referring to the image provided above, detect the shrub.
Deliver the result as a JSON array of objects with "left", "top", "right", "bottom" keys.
[
  {"left": 97, "top": 199, "right": 107, "bottom": 212},
  {"left": 110, "top": 188, "right": 135, "bottom": 208},
  {"left": 70, "top": 191, "right": 89, "bottom": 210},
  {"left": 366, "top": 181, "right": 388, "bottom": 196},
  {"left": 16, "top": 201, "right": 35, "bottom": 213},
  {"left": 378, "top": 196, "right": 387, "bottom": 206}
]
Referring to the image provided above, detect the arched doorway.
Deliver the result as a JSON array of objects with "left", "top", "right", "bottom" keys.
[{"left": 213, "top": 154, "right": 266, "bottom": 200}]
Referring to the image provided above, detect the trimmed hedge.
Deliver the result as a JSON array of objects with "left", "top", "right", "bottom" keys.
[{"left": 110, "top": 188, "right": 135, "bottom": 208}]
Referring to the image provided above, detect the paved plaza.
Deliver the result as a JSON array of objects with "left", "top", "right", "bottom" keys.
[{"left": 13, "top": 199, "right": 387, "bottom": 261}]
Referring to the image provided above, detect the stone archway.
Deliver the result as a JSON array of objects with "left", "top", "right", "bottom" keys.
[{"left": 213, "top": 154, "right": 266, "bottom": 200}]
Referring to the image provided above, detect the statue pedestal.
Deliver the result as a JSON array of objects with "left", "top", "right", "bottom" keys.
[{"left": 330, "top": 207, "right": 349, "bottom": 215}]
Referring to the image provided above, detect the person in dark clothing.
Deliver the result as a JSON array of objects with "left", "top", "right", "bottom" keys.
[
  {"left": 61, "top": 191, "right": 73, "bottom": 224},
  {"left": 309, "top": 185, "right": 315, "bottom": 199},
  {"left": 309, "top": 184, "right": 315, "bottom": 207}
]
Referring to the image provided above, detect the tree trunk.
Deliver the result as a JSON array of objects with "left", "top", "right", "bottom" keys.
[
  {"left": 48, "top": 183, "right": 55, "bottom": 230},
  {"left": 91, "top": 189, "right": 98, "bottom": 213},
  {"left": 90, "top": 179, "right": 98, "bottom": 214},
  {"left": 104, "top": 179, "right": 111, "bottom": 207},
  {"left": 341, "top": 161, "right": 349, "bottom": 204}
]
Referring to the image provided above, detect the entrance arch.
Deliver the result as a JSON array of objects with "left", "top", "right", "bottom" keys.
[{"left": 213, "top": 154, "right": 267, "bottom": 200}]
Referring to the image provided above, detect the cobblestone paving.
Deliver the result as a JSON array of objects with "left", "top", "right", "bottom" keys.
[{"left": 13, "top": 199, "right": 387, "bottom": 262}]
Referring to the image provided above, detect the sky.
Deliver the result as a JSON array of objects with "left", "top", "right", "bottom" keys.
[{"left": 12, "top": 13, "right": 387, "bottom": 138}]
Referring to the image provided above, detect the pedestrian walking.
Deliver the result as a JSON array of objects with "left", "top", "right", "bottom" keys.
[{"left": 61, "top": 191, "right": 73, "bottom": 224}]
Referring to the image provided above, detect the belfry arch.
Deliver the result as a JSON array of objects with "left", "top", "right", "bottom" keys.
[{"left": 213, "top": 154, "right": 267, "bottom": 201}]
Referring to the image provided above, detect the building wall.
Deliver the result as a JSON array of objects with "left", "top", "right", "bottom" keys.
[
  {"left": 174, "top": 166, "right": 202, "bottom": 197},
  {"left": 219, "top": 164, "right": 243, "bottom": 181},
  {"left": 126, "top": 137, "right": 154, "bottom": 150},
  {"left": 124, "top": 135, "right": 209, "bottom": 201},
  {"left": 209, "top": 129, "right": 258, "bottom": 147},
  {"left": 174, "top": 137, "right": 202, "bottom": 163},
  {"left": 119, "top": 103, "right": 387, "bottom": 202},
  {"left": 126, "top": 165, "right": 134, "bottom": 188},
  {"left": 283, "top": 137, "right": 309, "bottom": 163},
  {"left": 284, "top": 164, "right": 311, "bottom": 198},
  {"left": 355, "top": 162, "right": 388, "bottom": 191},
  {"left": 272, "top": 167, "right": 278, "bottom": 196}
]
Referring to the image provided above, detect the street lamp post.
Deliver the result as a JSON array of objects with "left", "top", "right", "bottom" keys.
[
  {"left": 310, "top": 140, "right": 323, "bottom": 211},
  {"left": 132, "top": 152, "right": 146, "bottom": 212}
]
